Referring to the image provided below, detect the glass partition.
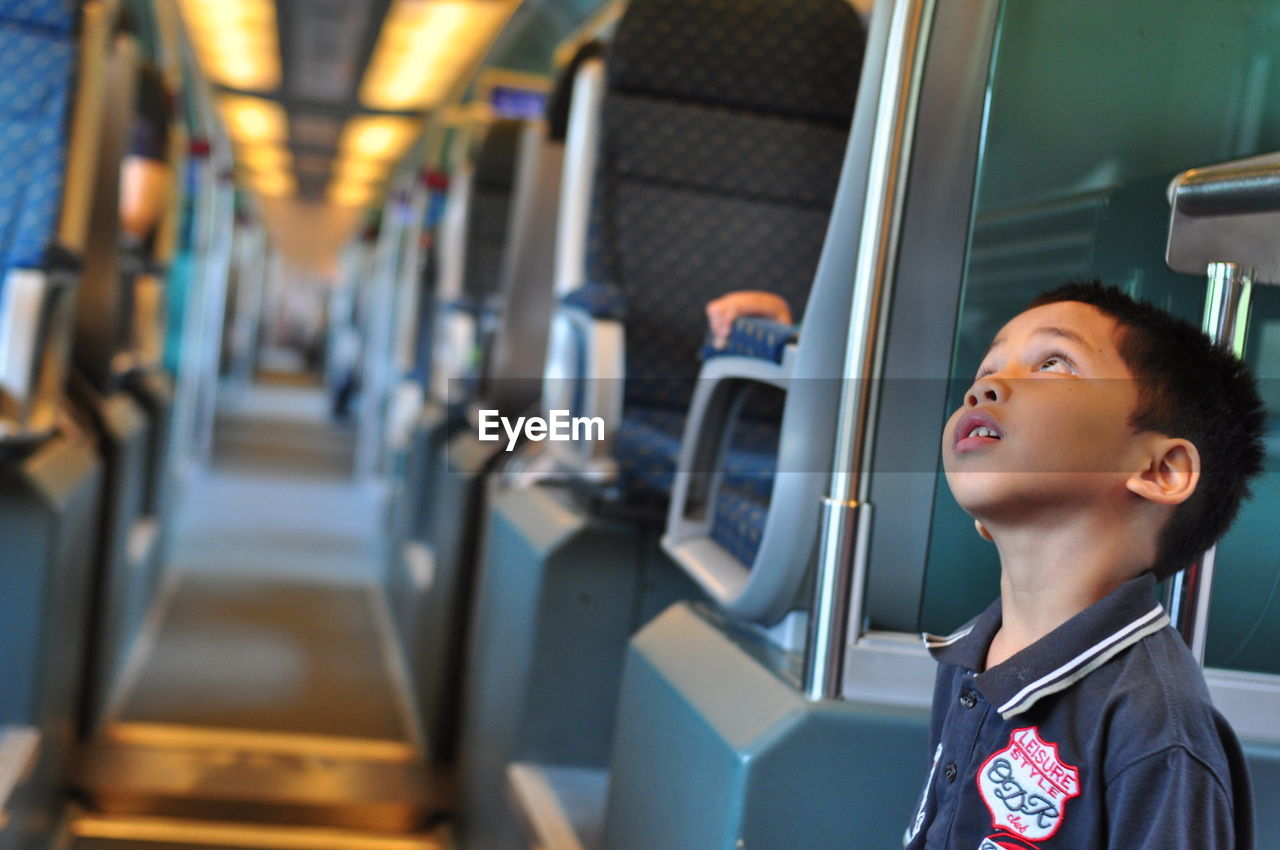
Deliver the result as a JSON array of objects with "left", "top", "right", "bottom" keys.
[
  {"left": 1204, "top": 285, "right": 1280, "bottom": 675},
  {"left": 864, "top": 0, "right": 1280, "bottom": 683}
]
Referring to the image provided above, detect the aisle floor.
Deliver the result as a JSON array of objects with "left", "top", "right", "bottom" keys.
[{"left": 68, "top": 380, "right": 445, "bottom": 849}]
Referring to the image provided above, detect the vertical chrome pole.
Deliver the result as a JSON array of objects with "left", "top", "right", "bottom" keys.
[
  {"left": 804, "top": 0, "right": 934, "bottom": 701},
  {"left": 1170, "top": 261, "right": 1253, "bottom": 660}
]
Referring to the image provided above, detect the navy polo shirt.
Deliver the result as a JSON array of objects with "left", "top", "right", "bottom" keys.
[{"left": 903, "top": 572, "right": 1253, "bottom": 849}]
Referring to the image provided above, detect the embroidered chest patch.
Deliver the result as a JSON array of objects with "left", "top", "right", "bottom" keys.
[{"left": 977, "top": 727, "right": 1080, "bottom": 842}]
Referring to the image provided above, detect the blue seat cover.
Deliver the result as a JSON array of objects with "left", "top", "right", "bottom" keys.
[
  {"left": 0, "top": 2, "right": 75, "bottom": 282},
  {"left": 711, "top": 486, "right": 769, "bottom": 568},
  {"left": 0, "top": 0, "right": 72, "bottom": 31},
  {"left": 615, "top": 404, "right": 780, "bottom": 508},
  {"left": 562, "top": 282, "right": 627, "bottom": 321}
]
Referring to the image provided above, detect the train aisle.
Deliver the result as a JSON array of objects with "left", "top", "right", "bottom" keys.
[{"left": 62, "top": 379, "right": 450, "bottom": 850}]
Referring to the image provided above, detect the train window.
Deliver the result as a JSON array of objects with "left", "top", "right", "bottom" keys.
[
  {"left": 1204, "top": 285, "right": 1280, "bottom": 676},
  {"left": 859, "top": 0, "right": 1280, "bottom": 667}
]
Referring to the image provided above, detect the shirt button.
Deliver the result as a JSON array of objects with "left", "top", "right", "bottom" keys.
[
  {"left": 959, "top": 690, "right": 977, "bottom": 709},
  {"left": 943, "top": 763, "right": 958, "bottom": 782}
]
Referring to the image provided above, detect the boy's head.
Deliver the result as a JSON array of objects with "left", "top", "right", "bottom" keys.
[{"left": 943, "top": 280, "right": 1265, "bottom": 580}]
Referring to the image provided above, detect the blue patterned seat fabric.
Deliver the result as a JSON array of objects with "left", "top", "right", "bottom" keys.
[
  {"left": 561, "top": 282, "right": 627, "bottom": 321},
  {"left": 701, "top": 317, "right": 799, "bottom": 364},
  {"left": 712, "top": 486, "right": 769, "bottom": 567},
  {"left": 588, "top": 0, "right": 864, "bottom": 504},
  {"left": 613, "top": 402, "right": 780, "bottom": 510},
  {"left": 0, "top": 1, "right": 75, "bottom": 289}
]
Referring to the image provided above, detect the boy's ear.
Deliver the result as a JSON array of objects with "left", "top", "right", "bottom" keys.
[{"left": 1125, "top": 437, "right": 1200, "bottom": 506}]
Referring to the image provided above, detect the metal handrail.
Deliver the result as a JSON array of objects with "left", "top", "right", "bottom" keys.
[
  {"left": 804, "top": 0, "right": 936, "bottom": 701},
  {"left": 1174, "top": 157, "right": 1280, "bottom": 217}
]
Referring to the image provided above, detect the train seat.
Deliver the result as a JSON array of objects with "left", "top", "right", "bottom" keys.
[
  {"left": 0, "top": 0, "right": 76, "bottom": 438},
  {"left": 463, "top": 0, "right": 866, "bottom": 846},
  {"left": 384, "top": 120, "right": 525, "bottom": 765},
  {"left": 387, "top": 63, "right": 590, "bottom": 766},
  {"left": 590, "top": 0, "right": 899, "bottom": 845},
  {"left": 542, "top": 0, "right": 863, "bottom": 504},
  {"left": 0, "top": 0, "right": 122, "bottom": 843},
  {"left": 429, "top": 120, "right": 522, "bottom": 414}
]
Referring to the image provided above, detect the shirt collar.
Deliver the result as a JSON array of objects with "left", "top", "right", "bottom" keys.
[{"left": 922, "top": 572, "right": 1170, "bottom": 719}]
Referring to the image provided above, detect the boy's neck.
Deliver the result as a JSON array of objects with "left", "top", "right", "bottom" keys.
[{"left": 983, "top": 510, "right": 1152, "bottom": 671}]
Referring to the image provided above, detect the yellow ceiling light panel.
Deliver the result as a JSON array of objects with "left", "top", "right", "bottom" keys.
[
  {"left": 179, "top": 0, "right": 281, "bottom": 91},
  {"left": 334, "top": 158, "right": 387, "bottom": 184},
  {"left": 248, "top": 170, "right": 296, "bottom": 198},
  {"left": 339, "top": 116, "right": 419, "bottom": 162},
  {"left": 328, "top": 178, "right": 379, "bottom": 208},
  {"left": 221, "top": 95, "right": 288, "bottom": 146},
  {"left": 237, "top": 144, "right": 293, "bottom": 173},
  {"left": 360, "top": 0, "right": 519, "bottom": 111}
]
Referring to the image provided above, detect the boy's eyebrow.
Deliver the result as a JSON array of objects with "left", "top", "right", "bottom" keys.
[{"left": 984, "top": 326, "right": 1092, "bottom": 358}]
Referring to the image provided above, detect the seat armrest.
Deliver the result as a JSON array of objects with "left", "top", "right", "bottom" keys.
[
  {"left": 662, "top": 350, "right": 794, "bottom": 614},
  {"left": 541, "top": 286, "right": 626, "bottom": 479},
  {"left": 664, "top": 321, "right": 830, "bottom": 624},
  {"left": 0, "top": 725, "right": 40, "bottom": 829},
  {"left": 701, "top": 317, "right": 799, "bottom": 364}
]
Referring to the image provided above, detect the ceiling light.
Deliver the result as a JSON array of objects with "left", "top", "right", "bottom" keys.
[
  {"left": 334, "top": 158, "right": 387, "bottom": 184},
  {"left": 359, "top": 0, "right": 519, "bottom": 111},
  {"left": 247, "top": 170, "right": 296, "bottom": 198},
  {"left": 178, "top": 0, "right": 281, "bottom": 91},
  {"left": 339, "top": 116, "right": 419, "bottom": 162},
  {"left": 237, "top": 144, "right": 292, "bottom": 173},
  {"left": 221, "top": 95, "right": 288, "bottom": 146},
  {"left": 328, "top": 178, "right": 380, "bottom": 208}
]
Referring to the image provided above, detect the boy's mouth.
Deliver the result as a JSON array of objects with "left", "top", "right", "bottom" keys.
[{"left": 954, "top": 412, "right": 1003, "bottom": 452}]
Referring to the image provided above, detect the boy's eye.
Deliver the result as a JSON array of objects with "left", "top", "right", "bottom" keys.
[{"left": 1037, "top": 354, "right": 1072, "bottom": 373}]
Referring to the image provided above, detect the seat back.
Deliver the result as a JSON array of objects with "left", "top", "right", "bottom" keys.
[
  {"left": 0, "top": 1, "right": 74, "bottom": 277},
  {"left": 592, "top": 0, "right": 864, "bottom": 496},
  {"left": 71, "top": 28, "right": 139, "bottom": 392},
  {"left": 430, "top": 121, "right": 522, "bottom": 408},
  {"left": 479, "top": 46, "right": 605, "bottom": 417},
  {"left": 0, "top": 0, "right": 95, "bottom": 439}
]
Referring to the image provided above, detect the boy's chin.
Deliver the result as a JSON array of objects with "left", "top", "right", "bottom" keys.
[{"left": 947, "top": 477, "right": 1060, "bottom": 522}]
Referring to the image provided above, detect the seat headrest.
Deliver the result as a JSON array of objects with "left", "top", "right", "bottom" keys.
[
  {"left": 608, "top": 0, "right": 864, "bottom": 126},
  {"left": 0, "top": 0, "right": 74, "bottom": 34},
  {"left": 546, "top": 40, "right": 605, "bottom": 143}
]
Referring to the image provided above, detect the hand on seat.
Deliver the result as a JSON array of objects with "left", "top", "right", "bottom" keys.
[{"left": 705, "top": 291, "right": 793, "bottom": 349}]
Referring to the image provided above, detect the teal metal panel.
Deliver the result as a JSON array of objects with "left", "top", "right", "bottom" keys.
[
  {"left": 81, "top": 390, "right": 153, "bottom": 731},
  {"left": 0, "top": 433, "right": 103, "bottom": 850},
  {"left": 603, "top": 604, "right": 930, "bottom": 850},
  {"left": 1245, "top": 740, "right": 1280, "bottom": 839},
  {"left": 414, "top": 427, "right": 501, "bottom": 763},
  {"left": 458, "top": 484, "right": 700, "bottom": 850}
]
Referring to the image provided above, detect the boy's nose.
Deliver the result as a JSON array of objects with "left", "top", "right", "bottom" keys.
[{"left": 965, "top": 376, "right": 1005, "bottom": 407}]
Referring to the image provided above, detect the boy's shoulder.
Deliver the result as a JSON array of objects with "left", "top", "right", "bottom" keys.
[
  {"left": 1089, "top": 622, "right": 1235, "bottom": 784},
  {"left": 916, "top": 575, "right": 1251, "bottom": 848},
  {"left": 926, "top": 572, "right": 1243, "bottom": 789}
]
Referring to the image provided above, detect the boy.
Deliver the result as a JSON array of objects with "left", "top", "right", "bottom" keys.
[{"left": 904, "top": 281, "right": 1265, "bottom": 849}]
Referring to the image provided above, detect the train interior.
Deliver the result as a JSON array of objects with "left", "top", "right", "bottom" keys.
[{"left": 1, "top": 0, "right": 1279, "bottom": 847}]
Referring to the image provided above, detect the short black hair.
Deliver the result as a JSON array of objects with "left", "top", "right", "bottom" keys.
[{"left": 1028, "top": 280, "right": 1266, "bottom": 580}]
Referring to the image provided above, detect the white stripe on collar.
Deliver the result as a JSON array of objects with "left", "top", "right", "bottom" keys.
[
  {"left": 997, "top": 604, "right": 1169, "bottom": 718},
  {"left": 923, "top": 623, "right": 975, "bottom": 649}
]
